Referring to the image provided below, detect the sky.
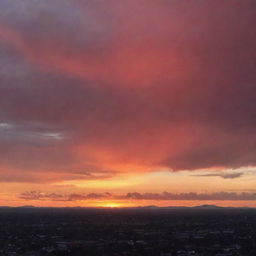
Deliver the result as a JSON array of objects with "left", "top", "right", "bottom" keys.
[{"left": 0, "top": 0, "right": 256, "bottom": 207}]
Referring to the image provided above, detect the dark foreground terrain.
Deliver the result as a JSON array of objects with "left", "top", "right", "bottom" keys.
[{"left": 0, "top": 206, "right": 256, "bottom": 256}]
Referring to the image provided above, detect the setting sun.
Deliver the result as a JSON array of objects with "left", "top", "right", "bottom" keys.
[{"left": 101, "top": 202, "right": 122, "bottom": 208}]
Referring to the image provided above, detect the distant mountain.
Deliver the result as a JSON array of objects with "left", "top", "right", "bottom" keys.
[
  {"left": 193, "top": 205, "right": 222, "bottom": 209},
  {"left": 128, "top": 205, "right": 188, "bottom": 210},
  {"left": 17, "top": 205, "right": 36, "bottom": 208},
  {"left": 141, "top": 205, "right": 158, "bottom": 209},
  {"left": 0, "top": 205, "right": 254, "bottom": 210},
  {"left": 130, "top": 205, "right": 224, "bottom": 210}
]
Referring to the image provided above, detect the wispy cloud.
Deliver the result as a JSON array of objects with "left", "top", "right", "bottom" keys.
[
  {"left": 193, "top": 172, "right": 244, "bottom": 179},
  {"left": 0, "top": 121, "right": 65, "bottom": 144}
]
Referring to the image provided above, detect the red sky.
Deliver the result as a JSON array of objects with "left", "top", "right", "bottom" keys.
[{"left": 0, "top": 0, "right": 256, "bottom": 207}]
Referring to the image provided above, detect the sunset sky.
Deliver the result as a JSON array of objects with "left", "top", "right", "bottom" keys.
[{"left": 0, "top": 0, "right": 256, "bottom": 207}]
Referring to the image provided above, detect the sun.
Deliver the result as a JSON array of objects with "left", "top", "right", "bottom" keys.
[{"left": 101, "top": 202, "right": 121, "bottom": 208}]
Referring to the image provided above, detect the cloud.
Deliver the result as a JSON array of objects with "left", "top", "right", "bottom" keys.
[
  {"left": 119, "top": 192, "right": 256, "bottom": 201},
  {"left": 0, "top": 0, "right": 256, "bottom": 182},
  {"left": 193, "top": 172, "right": 244, "bottom": 179},
  {"left": 19, "top": 191, "right": 256, "bottom": 201},
  {"left": 0, "top": 168, "right": 115, "bottom": 183},
  {"left": 19, "top": 191, "right": 112, "bottom": 201},
  {"left": 19, "top": 191, "right": 64, "bottom": 201},
  {"left": 0, "top": 121, "right": 64, "bottom": 144}
]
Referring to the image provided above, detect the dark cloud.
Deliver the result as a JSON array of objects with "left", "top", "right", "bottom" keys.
[
  {"left": 119, "top": 192, "right": 256, "bottom": 201},
  {"left": 194, "top": 172, "right": 244, "bottom": 179},
  {"left": 19, "top": 191, "right": 64, "bottom": 201},
  {"left": 19, "top": 191, "right": 256, "bottom": 201},
  {"left": 19, "top": 191, "right": 112, "bottom": 201},
  {"left": 0, "top": 0, "right": 256, "bottom": 182}
]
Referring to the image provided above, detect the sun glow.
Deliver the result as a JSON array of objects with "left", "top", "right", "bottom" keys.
[{"left": 101, "top": 202, "right": 121, "bottom": 208}]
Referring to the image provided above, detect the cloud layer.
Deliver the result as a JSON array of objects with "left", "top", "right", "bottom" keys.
[
  {"left": 0, "top": 0, "right": 256, "bottom": 183},
  {"left": 19, "top": 191, "right": 256, "bottom": 202}
]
